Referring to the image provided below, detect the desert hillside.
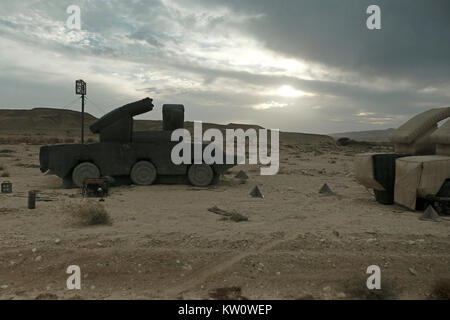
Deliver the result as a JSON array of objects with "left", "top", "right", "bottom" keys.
[
  {"left": 0, "top": 108, "right": 97, "bottom": 136},
  {"left": 0, "top": 108, "right": 335, "bottom": 146}
]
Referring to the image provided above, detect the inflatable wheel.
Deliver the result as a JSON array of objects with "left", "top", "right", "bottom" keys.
[
  {"left": 72, "top": 162, "right": 100, "bottom": 187},
  {"left": 130, "top": 160, "right": 157, "bottom": 185},
  {"left": 188, "top": 164, "right": 214, "bottom": 187}
]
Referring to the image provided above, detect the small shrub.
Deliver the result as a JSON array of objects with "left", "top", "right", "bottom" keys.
[
  {"left": 72, "top": 203, "right": 112, "bottom": 226},
  {"left": 0, "top": 164, "right": 4, "bottom": 171},
  {"left": 1, "top": 172, "right": 10, "bottom": 177},
  {"left": 0, "top": 149, "right": 14, "bottom": 153}
]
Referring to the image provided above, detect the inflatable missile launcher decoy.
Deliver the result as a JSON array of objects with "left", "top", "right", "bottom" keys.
[
  {"left": 39, "top": 98, "right": 236, "bottom": 188},
  {"left": 355, "top": 107, "right": 450, "bottom": 214}
]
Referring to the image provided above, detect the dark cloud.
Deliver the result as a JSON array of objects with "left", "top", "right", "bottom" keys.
[
  {"left": 0, "top": 0, "right": 449, "bottom": 134},
  {"left": 201, "top": 0, "right": 450, "bottom": 83}
]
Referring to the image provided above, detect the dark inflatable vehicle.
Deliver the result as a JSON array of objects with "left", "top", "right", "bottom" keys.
[{"left": 39, "top": 98, "right": 236, "bottom": 188}]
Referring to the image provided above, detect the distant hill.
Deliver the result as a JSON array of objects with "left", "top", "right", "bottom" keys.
[
  {"left": 330, "top": 128, "right": 395, "bottom": 142},
  {"left": 0, "top": 108, "right": 98, "bottom": 138},
  {"left": 0, "top": 108, "right": 334, "bottom": 145}
]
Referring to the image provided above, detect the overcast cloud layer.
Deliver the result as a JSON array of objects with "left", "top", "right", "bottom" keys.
[{"left": 0, "top": 0, "right": 449, "bottom": 133}]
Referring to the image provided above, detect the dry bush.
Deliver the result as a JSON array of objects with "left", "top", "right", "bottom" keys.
[
  {"left": 70, "top": 203, "right": 112, "bottom": 226},
  {"left": 1, "top": 171, "right": 10, "bottom": 177}
]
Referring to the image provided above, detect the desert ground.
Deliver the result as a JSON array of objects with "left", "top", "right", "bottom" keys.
[{"left": 0, "top": 133, "right": 449, "bottom": 300}]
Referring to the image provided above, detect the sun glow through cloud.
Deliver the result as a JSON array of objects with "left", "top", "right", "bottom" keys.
[
  {"left": 252, "top": 101, "right": 288, "bottom": 110},
  {"left": 275, "top": 85, "right": 314, "bottom": 98}
]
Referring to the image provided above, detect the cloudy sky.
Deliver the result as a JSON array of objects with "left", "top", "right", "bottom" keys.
[{"left": 0, "top": 0, "right": 449, "bottom": 133}]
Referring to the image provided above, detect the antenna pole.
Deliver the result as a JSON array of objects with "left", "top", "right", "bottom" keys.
[
  {"left": 81, "top": 93, "right": 85, "bottom": 144},
  {"left": 75, "top": 79, "right": 87, "bottom": 144}
]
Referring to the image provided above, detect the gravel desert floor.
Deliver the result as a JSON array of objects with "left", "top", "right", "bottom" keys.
[{"left": 0, "top": 141, "right": 449, "bottom": 300}]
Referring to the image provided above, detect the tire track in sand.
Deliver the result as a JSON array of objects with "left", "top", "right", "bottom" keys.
[{"left": 162, "top": 233, "right": 298, "bottom": 298}]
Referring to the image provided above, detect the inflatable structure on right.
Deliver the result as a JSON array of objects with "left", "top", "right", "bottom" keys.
[{"left": 355, "top": 107, "right": 450, "bottom": 214}]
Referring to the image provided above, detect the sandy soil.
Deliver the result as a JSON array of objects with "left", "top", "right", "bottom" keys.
[{"left": 0, "top": 141, "right": 449, "bottom": 300}]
